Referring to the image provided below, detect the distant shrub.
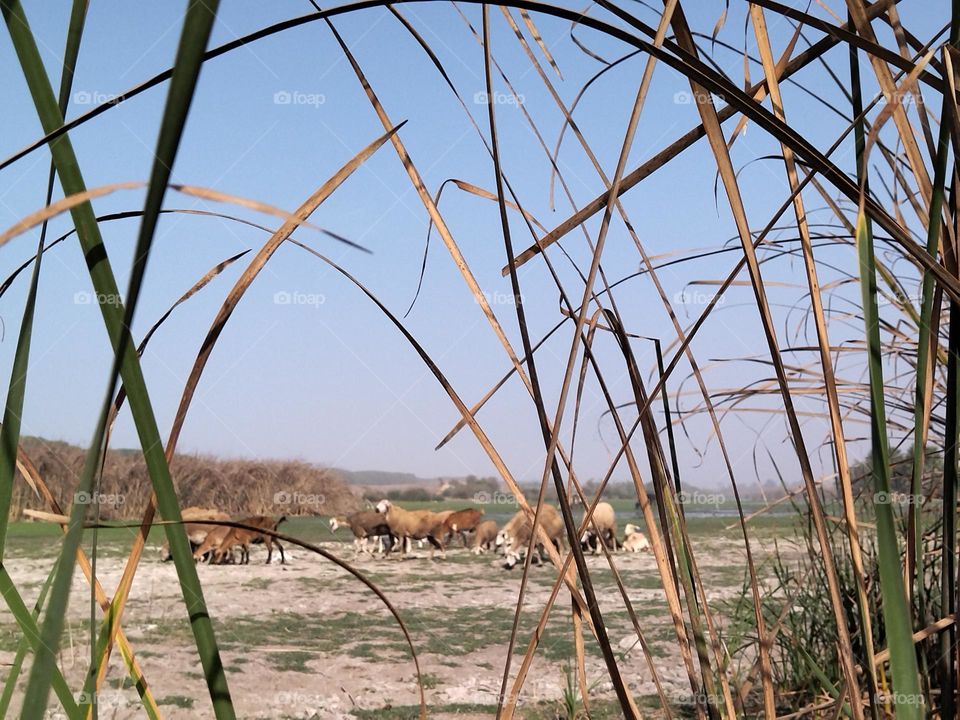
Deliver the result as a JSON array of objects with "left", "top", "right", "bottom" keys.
[{"left": 13, "top": 437, "right": 363, "bottom": 520}]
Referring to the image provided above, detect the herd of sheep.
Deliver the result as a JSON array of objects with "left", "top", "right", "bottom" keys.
[
  {"left": 160, "top": 500, "right": 651, "bottom": 568},
  {"left": 330, "top": 499, "right": 651, "bottom": 568}
]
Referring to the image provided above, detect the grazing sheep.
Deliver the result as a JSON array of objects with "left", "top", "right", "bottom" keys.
[
  {"left": 622, "top": 523, "right": 651, "bottom": 553},
  {"left": 471, "top": 520, "right": 498, "bottom": 554},
  {"left": 160, "top": 506, "right": 229, "bottom": 561},
  {"left": 439, "top": 508, "right": 485, "bottom": 547},
  {"left": 579, "top": 501, "right": 619, "bottom": 553},
  {"left": 330, "top": 511, "right": 395, "bottom": 555},
  {"left": 192, "top": 524, "right": 233, "bottom": 563},
  {"left": 375, "top": 499, "right": 446, "bottom": 558},
  {"left": 498, "top": 504, "right": 566, "bottom": 569},
  {"left": 217, "top": 516, "right": 288, "bottom": 564}
]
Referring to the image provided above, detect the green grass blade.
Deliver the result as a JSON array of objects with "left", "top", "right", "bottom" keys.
[
  {"left": 0, "top": 0, "right": 87, "bottom": 558},
  {"left": 1, "top": 1, "right": 233, "bottom": 717},
  {"left": 0, "top": 556, "right": 59, "bottom": 717},
  {"left": 849, "top": 37, "right": 924, "bottom": 720},
  {"left": 941, "top": 289, "right": 960, "bottom": 720},
  {"left": 909, "top": 3, "right": 960, "bottom": 638},
  {"left": 0, "top": 566, "right": 78, "bottom": 717}
]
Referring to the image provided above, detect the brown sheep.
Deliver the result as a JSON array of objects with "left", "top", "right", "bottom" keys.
[
  {"left": 217, "top": 516, "right": 287, "bottom": 564},
  {"left": 375, "top": 499, "right": 446, "bottom": 558},
  {"left": 470, "top": 520, "right": 499, "bottom": 554},
  {"left": 192, "top": 524, "right": 232, "bottom": 563},
  {"left": 330, "top": 510, "right": 395, "bottom": 555},
  {"left": 161, "top": 506, "right": 229, "bottom": 561},
  {"left": 439, "top": 508, "right": 485, "bottom": 547},
  {"left": 497, "top": 504, "right": 566, "bottom": 569}
]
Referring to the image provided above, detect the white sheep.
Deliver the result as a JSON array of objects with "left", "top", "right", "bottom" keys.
[
  {"left": 622, "top": 523, "right": 650, "bottom": 552},
  {"left": 498, "top": 504, "right": 565, "bottom": 569},
  {"left": 579, "top": 501, "right": 618, "bottom": 553}
]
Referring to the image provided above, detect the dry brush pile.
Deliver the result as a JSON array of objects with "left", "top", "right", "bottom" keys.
[{"left": 8, "top": 437, "right": 362, "bottom": 520}]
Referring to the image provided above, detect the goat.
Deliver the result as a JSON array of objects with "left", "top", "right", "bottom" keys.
[{"left": 375, "top": 499, "right": 446, "bottom": 558}]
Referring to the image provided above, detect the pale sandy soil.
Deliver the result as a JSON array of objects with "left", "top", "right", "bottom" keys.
[{"left": 0, "top": 531, "right": 791, "bottom": 719}]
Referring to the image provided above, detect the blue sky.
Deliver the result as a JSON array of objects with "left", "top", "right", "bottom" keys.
[{"left": 0, "top": 2, "right": 943, "bottom": 487}]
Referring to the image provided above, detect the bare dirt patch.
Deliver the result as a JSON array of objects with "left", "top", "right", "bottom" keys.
[{"left": 2, "top": 525, "right": 791, "bottom": 719}]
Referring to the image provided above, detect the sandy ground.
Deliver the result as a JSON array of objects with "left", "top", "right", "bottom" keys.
[{"left": 0, "top": 531, "right": 776, "bottom": 719}]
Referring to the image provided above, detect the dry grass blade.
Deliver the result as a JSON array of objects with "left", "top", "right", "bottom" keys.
[
  {"left": 92, "top": 250, "right": 249, "bottom": 689},
  {"left": 10, "top": 448, "right": 161, "bottom": 718},
  {"left": 749, "top": 4, "right": 878, "bottom": 711},
  {"left": 662, "top": 6, "right": 859, "bottom": 715},
  {"left": 0, "top": 181, "right": 142, "bottom": 247},
  {"left": 170, "top": 184, "right": 366, "bottom": 250},
  {"left": 93, "top": 125, "right": 401, "bottom": 693},
  {"left": 518, "top": 9, "right": 562, "bottom": 78},
  {"left": 481, "top": 4, "right": 642, "bottom": 715}
]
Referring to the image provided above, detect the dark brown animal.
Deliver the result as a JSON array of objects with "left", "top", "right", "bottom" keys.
[
  {"left": 330, "top": 510, "right": 395, "bottom": 554},
  {"left": 439, "top": 508, "right": 485, "bottom": 547}
]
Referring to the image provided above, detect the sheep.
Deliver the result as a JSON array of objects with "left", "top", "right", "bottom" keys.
[
  {"left": 622, "top": 523, "right": 650, "bottom": 553},
  {"left": 471, "top": 520, "right": 499, "bottom": 554},
  {"left": 192, "top": 524, "right": 233, "bottom": 563},
  {"left": 497, "top": 504, "right": 566, "bottom": 569},
  {"left": 400, "top": 510, "right": 453, "bottom": 554},
  {"left": 579, "top": 501, "right": 619, "bottom": 554},
  {"left": 330, "top": 510, "right": 395, "bottom": 555},
  {"left": 375, "top": 499, "right": 446, "bottom": 558},
  {"left": 438, "top": 508, "right": 485, "bottom": 547},
  {"left": 160, "top": 506, "right": 229, "bottom": 561},
  {"left": 216, "top": 516, "right": 287, "bottom": 564}
]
